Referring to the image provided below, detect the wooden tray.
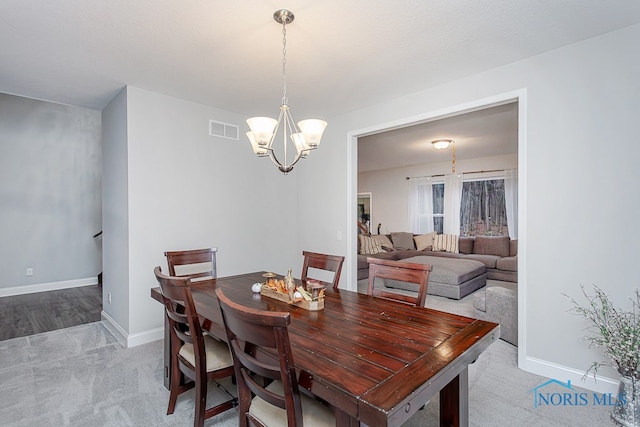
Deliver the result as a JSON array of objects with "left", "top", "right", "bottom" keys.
[{"left": 260, "top": 286, "right": 324, "bottom": 311}]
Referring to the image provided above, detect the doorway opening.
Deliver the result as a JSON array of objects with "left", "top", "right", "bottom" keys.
[{"left": 346, "top": 89, "right": 526, "bottom": 356}]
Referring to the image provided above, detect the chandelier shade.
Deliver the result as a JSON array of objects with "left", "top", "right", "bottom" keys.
[
  {"left": 246, "top": 131, "right": 268, "bottom": 156},
  {"left": 298, "top": 119, "right": 327, "bottom": 148},
  {"left": 246, "top": 117, "right": 278, "bottom": 148},
  {"left": 245, "top": 9, "right": 327, "bottom": 175}
]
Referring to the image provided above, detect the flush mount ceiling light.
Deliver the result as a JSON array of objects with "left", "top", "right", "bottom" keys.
[
  {"left": 431, "top": 139, "right": 456, "bottom": 173},
  {"left": 246, "top": 9, "right": 327, "bottom": 175},
  {"left": 431, "top": 139, "right": 452, "bottom": 150}
]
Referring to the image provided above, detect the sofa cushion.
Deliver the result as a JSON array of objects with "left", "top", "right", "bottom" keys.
[
  {"left": 390, "top": 232, "right": 416, "bottom": 250},
  {"left": 496, "top": 256, "right": 517, "bottom": 272},
  {"left": 424, "top": 250, "right": 460, "bottom": 260},
  {"left": 458, "top": 237, "right": 474, "bottom": 254},
  {"left": 460, "top": 253, "right": 499, "bottom": 269},
  {"left": 414, "top": 232, "right": 437, "bottom": 251},
  {"left": 509, "top": 240, "right": 518, "bottom": 257},
  {"left": 473, "top": 236, "right": 510, "bottom": 257},
  {"left": 357, "top": 252, "right": 398, "bottom": 270},
  {"left": 394, "top": 249, "right": 426, "bottom": 259},
  {"left": 359, "top": 235, "right": 385, "bottom": 255},
  {"left": 432, "top": 234, "right": 459, "bottom": 253}
]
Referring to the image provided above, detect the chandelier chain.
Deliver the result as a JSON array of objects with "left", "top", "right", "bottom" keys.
[{"left": 281, "top": 20, "right": 288, "bottom": 105}]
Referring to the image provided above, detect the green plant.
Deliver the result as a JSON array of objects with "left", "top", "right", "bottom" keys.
[{"left": 566, "top": 285, "right": 640, "bottom": 380}]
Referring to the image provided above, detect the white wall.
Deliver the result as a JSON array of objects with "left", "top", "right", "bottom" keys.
[
  {"left": 103, "top": 87, "right": 300, "bottom": 343},
  {"left": 359, "top": 154, "right": 518, "bottom": 234},
  {"left": 297, "top": 23, "right": 640, "bottom": 394},
  {"left": 0, "top": 93, "right": 101, "bottom": 295},
  {"left": 101, "top": 88, "right": 130, "bottom": 334},
  {"left": 102, "top": 23, "right": 639, "bottom": 393}
]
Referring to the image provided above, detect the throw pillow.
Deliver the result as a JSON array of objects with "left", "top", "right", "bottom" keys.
[
  {"left": 473, "top": 236, "right": 510, "bottom": 257},
  {"left": 371, "top": 234, "right": 393, "bottom": 248},
  {"left": 390, "top": 232, "right": 416, "bottom": 250},
  {"left": 359, "top": 235, "right": 385, "bottom": 255},
  {"left": 432, "top": 234, "right": 459, "bottom": 253},
  {"left": 458, "top": 237, "right": 474, "bottom": 254},
  {"left": 414, "top": 232, "right": 437, "bottom": 251}
]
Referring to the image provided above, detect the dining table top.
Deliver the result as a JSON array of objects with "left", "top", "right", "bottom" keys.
[{"left": 150, "top": 271, "right": 499, "bottom": 426}]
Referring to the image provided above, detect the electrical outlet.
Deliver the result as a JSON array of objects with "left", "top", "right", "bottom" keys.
[
  {"left": 26, "top": 268, "right": 33, "bottom": 276},
  {"left": 108, "top": 292, "right": 112, "bottom": 304}
]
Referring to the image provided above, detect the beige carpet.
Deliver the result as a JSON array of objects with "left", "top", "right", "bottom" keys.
[{"left": 0, "top": 304, "right": 611, "bottom": 426}]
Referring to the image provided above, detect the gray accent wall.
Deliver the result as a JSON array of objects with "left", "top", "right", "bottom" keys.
[{"left": 0, "top": 93, "right": 102, "bottom": 291}]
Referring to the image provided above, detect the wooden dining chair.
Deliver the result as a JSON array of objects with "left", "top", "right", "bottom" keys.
[
  {"left": 154, "top": 266, "right": 237, "bottom": 427},
  {"left": 164, "top": 247, "right": 217, "bottom": 281},
  {"left": 215, "top": 288, "right": 335, "bottom": 427},
  {"left": 300, "top": 251, "right": 345, "bottom": 290},
  {"left": 366, "top": 257, "right": 432, "bottom": 307}
]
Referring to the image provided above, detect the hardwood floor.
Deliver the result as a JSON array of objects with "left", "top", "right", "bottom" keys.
[{"left": 0, "top": 285, "right": 102, "bottom": 341}]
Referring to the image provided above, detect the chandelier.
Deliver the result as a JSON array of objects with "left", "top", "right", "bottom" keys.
[{"left": 246, "top": 9, "right": 327, "bottom": 175}]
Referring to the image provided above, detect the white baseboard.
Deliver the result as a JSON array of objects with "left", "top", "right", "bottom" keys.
[
  {"left": 101, "top": 311, "right": 163, "bottom": 348},
  {"left": 0, "top": 277, "right": 99, "bottom": 297},
  {"left": 101, "top": 311, "right": 127, "bottom": 347},
  {"left": 522, "top": 354, "right": 619, "bottom": 395},
  {"left": 128, "top": 326, "right": 164, "bottom": 347}
]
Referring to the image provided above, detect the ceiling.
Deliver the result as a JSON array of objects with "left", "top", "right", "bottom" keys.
[
  {"left": 358, "top": 102, "right": 518, "bottom": 172},
  {"left": 1, "top": 1, "right": 640, "bottom": 123}
]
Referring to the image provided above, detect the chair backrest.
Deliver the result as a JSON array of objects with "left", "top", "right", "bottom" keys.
[
  {"left": 215, "top": 288, "right": 303, "bottom": 426},
  {"left": 164, "top": 247, "right": 217, "bottom": 281},
  {"left": 300, "top": 251, "right": 345, "bottom": 290},
  {"left": 366, "top": 258, "right": 432, "bottom": 307},
  {"left": 154, "top": 266, "right": 206, "bottom": 373}
]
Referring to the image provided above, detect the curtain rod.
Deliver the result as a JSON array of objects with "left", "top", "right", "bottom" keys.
[{"left": 405, "top": 168, "right": 508, "bottom": 180}]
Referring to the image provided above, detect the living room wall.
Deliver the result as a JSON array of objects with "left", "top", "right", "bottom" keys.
[
  {"left": 358, "top": 153, "right": 518, "bottom": 234},
  {"left": 296, "top": 23, "right": 640, "bottom": 395},
  {"left": 0, "top": 93, "right": 102, "bottom": 295}
]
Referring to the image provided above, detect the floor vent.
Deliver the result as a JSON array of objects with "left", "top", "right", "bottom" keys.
[{"left": 209, "top": 120, "right": 239, "bottom": 140}]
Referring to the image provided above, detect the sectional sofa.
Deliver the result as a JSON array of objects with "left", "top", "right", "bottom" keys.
[{"left": 357, "top": 232, "right": 517, "bottom": 285}]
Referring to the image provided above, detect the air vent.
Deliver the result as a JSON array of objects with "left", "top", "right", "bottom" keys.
[{"left": 209, "top": 120, "right": 239, "bottom": 140}]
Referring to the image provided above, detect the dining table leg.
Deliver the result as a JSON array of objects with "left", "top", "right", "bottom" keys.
[
  {"left": 439, "top": 367, "right": 469, "bottom": 427},
  {"left": 334, "top": 407, "right": 361, "bottom": 426}
]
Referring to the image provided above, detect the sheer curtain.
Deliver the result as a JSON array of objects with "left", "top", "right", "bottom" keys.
[
  {"left": 443, "top": 174, "right": 463, "bottom": 235},
  {"left": 408, "top": 177, "right": 434, "bottom": 234},
  {"left": 504, "top": 168, "right": 518, "bottom": 239}
]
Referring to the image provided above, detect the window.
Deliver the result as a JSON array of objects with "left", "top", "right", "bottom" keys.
[
  {"left": 460, "top": 179, "right": 508, "bottom": 236},
  {"left": 432, "top": 183, "right": 444, "bottom": 234},
  {"left": 409, "top": 175, "right": 512, "bottom": 237}
]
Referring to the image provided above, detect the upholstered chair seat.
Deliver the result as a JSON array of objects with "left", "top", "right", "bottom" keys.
[
  {"left": 249, "top": 381, "right": 335, "bottom": 427},
  {"left": 178, "top": 335, "right": 233, "bottom": 372}
]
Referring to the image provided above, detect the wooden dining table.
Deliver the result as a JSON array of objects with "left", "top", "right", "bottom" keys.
[{"left": 150, "top": 271, "right": 499, "bottom": 427}]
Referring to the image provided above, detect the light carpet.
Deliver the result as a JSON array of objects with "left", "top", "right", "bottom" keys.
[{"left": 0, "top": 320, "right": 612, "bottom": 426}]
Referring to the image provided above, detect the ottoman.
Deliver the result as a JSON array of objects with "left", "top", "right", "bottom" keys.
[
  {"left": 473, "top": 286, "right": 518, "bottom": 346},
  {"left": 382, "top": 255, "right": 486, "bottom": 300}
]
